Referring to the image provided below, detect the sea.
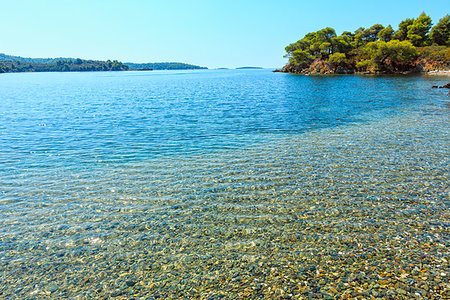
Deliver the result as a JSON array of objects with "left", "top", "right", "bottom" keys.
[{"left": 0, "top": 69, "right": 448, "bottom": 298}]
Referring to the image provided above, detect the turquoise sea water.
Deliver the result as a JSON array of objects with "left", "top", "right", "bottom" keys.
[{"left": 0, "top": 70, "right": 449, "bottom": 298}]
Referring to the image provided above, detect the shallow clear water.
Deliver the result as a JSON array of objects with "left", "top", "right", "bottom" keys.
[{"left": 0, "top": 70, "right": 449, "bottom": 298}]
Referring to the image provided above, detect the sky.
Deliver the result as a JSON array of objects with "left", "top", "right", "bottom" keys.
[{"left": 0, "top": 0, "right": 448, "bottom": 68}]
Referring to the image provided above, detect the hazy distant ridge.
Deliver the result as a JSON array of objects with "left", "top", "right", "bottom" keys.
[
  {"left": 0, "top": 53, "right": 76, "bottom": 64},
  {"left": 0, "top": 54, "right": 129, "bottom": 73},
  {"left": 0, "top": 53, "right": 208, "bottom": 72},
  {"left": 126, "top": 62, "right": 207, "bottom": 70}
]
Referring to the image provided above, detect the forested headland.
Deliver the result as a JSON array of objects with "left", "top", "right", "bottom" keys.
[
  {"left": 279, "top": 13, "right": 450, "bottom": 74},
  {"left": 0, "top": 54, "right": 207, "bottom": 73},
  {"left": 0, "top": 55, "right": 129, "bottom": 73}
]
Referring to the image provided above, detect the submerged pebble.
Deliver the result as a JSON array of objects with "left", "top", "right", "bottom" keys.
[{"left": 0, "top": 73, "right": 449, "bottom": 298}]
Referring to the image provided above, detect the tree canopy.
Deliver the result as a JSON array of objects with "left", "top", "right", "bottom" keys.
[
  {"left": 406, "top": 12, "right": 432, "bottom": 46},
  {"left": 284, "top": 12, "right": 449, "bottom": 74},
  {"left": 394, "top": 18, "right": 414, "bottom": 41},
  {"left": 378, "top": 25, "right": 394, "bottom": 42},
  {"left": 0, "top": 55, "right": 208, "bottom": 73},
  {"left": 430, "top": 15, "right": 450, "bottom": 46},
  {"left": 356, "top": 40, "right": 418, "bottom": 72},
  {"left": 0, "top": 57, "right": 129, "bottom": 73}
]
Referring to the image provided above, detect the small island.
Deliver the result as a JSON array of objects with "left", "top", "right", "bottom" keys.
[
  {"left": 236, "top": 67, "right": 264, "bottom": 70},
  {"left": 277, "top": 13, "right": 450, "bottom": 75}
]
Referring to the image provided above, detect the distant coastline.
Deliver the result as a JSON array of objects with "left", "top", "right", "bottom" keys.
[
  {"left": 125, "top": 62, "right": 207, "bottom": 71},
  {"left": 0, "top": 53, "right": 207, "bottom": 73},
  {"left": 277, "top": 13, "right": 450, "bottom": 75}
]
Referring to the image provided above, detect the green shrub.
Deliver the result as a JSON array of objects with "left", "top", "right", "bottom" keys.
[{"left": 357, "top": 40, "right": 418, "bottom": 72}]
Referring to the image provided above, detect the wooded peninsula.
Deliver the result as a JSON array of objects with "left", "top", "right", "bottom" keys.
[
  {"left": 0, "top": 54, "right": 206, "bottom": 73},
  {"left": 279, "top": 13, "right": 450, "bottom": 75}
]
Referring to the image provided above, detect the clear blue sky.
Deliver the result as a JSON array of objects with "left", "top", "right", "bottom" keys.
[{"left": 0, "top": 0, "right": 448, "bottom": 68}]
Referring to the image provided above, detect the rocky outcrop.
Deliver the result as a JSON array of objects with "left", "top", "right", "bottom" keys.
[
  {"left": 276, "top": 58, "right": 449, "bottom": 75},
  {"left": 275, "top": 59, "right": 355, "bottom": 75},
  {"left": 431, "top": 83, "right": 450, "bottom": 88},
  {"left": 414, "top": 59, "right": 450, "bottom": 73},
  {"left": 279, "top": 63, "right": 310, "bottom": 74}
]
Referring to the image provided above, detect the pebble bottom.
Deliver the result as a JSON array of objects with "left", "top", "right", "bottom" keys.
[{"left": 0, "top": 90, "right": 449, "bottom": 299}]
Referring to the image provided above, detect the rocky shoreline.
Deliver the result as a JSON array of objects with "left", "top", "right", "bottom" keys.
[
  {"left": 425, "top": 70, "right": 450, "bottom": 76},
  {"left": 274, "top": 59, "right": 450, "bottom": 76}
]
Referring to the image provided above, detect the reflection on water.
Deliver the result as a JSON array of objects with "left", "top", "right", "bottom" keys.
[{"left": 0, "top": 70, "right": 449, "bottom": 298}]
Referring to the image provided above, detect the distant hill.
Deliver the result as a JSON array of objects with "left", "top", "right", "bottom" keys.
[
  {"left": 0, "top": 54, "right": 128, "bottom": 73},
  {"left": 125, "top": 62, "right": 207, "bottom": 70},
  {"left": 0, "top": 53, "right": 207, "bottom": 73},
  {"left": 0, "top": 53, "right": 76, "bottom": 64}
]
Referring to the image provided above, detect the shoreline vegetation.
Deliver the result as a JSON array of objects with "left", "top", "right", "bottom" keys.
[
  {"left": 0, "top": 53, "right": 207, "bottom": 73},
  {"left": 276, "top": 13, "right": 450, "bottom": 75}
]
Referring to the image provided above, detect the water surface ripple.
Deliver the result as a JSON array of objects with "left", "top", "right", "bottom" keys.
[{"left": 0, "top": 70, "right": 449, "bottom": 298}]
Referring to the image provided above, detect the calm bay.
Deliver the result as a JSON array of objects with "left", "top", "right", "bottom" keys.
[{"left": 0, "top": 70, "right": 448, "bottom": 298}]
